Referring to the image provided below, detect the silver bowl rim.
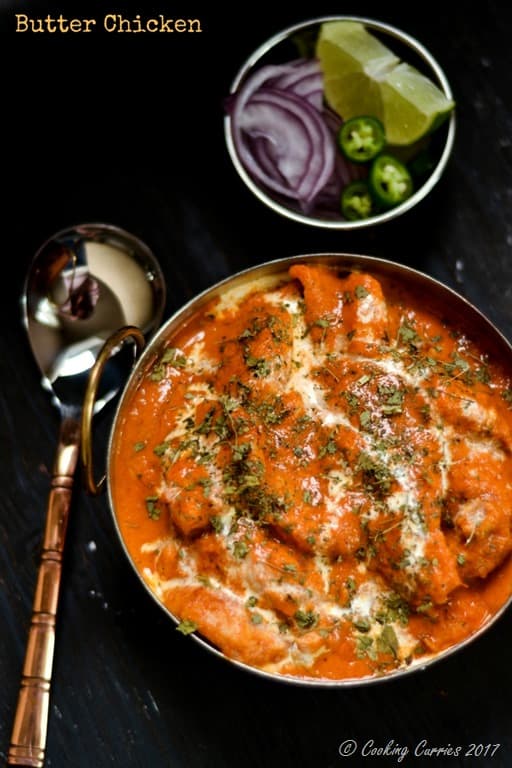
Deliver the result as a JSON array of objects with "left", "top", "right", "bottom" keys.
[
  {"left": 224, "top": 15, "right": 456, "bottom": 230},
  {"left": 107, "top": 252, "right": 512, "bottom": 688}
]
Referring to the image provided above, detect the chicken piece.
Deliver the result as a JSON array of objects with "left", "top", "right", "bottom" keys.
[
  {"left": 166, "top": 489, "right": 215, "bottom": 538},
  {"left": 289, "top": 265, "right": 390, "bottom": 354},
  {"left": 435, "top": 383, "right": 498, "bottom": 435},
  {"left": 161, "top": 454, "right": 220, "bottom": 538},
  {"left": 447, "top": 436, "right": 511, "bottom": 499},
  {"left": 154, "top": 540, "right": 180, "bottom": 580},
  {"left": 444, "top": 437, "right": 512, "bottom": 579},
  {"left": 409, "top": 588, "right": 490, "bottom": 653},
  {"left": 447, "top": 497, "right": 512, "bottom": 579},
  {"left": 339, "top": 272, "right": 390, "bottom": 352},
  {"left": 214, "top": 294, "right": 294, "bottom": 394},
  {"left": 166, "top": 585, "right": 289, "bottom": 667},
  {"left": 289, "top": 263, "right": 345, "bottom": 351},
  {"left": 369, "top": 518, "right": 461, "bottom": 606}
]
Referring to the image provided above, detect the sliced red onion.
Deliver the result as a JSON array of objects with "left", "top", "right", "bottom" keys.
[
  {"left": 246, "top": 135, "right": 287, "bottom": 184},
  {"left": 230, "top": 63, "right": 299, "bottom": 124},
  {"left": 228, "top": 61, "right": 335, "bottom": 206},
  {"left": 292, "top": 81, "right": 323, "bottom": 111},
  {"left": 269, "top": 61, "right": 324, "bottom": 111},
  {"left": 270, "top": 59, "right": 322, "bottom": 91},
  {"left": 240, "top": 88, "right": 334, "bottom": 204}
]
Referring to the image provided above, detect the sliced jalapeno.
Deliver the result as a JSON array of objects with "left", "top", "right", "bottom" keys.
[
  {"left": 369, "top": 154, "right": 414, "bottom": 208},
  {"left": 338, "top": 116, "right": 386, "bottom": 163},
  {"left": 341, "top": 180, "right": 375, "bottom": 221}
]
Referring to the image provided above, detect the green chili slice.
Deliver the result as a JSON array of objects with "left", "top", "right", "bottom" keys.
[
  {"left": 369, "top": 154, "right": 414, "bottom": 208},
  {"left": 341, "top": 180, "right": 375, "bottom": 221},
  {"left": 338, "top": 116, "right": 386, "bottom": 163}
]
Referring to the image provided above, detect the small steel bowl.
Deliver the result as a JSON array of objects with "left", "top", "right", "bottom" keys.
[
  {"left": 224, "top": 16, "right": 456, "bottom": 229},
  {"left": 84, "top": 252, "right": 512, "bottom": 688}
]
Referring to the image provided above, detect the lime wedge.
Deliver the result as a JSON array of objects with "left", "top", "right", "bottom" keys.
[
  {"left": 318, "top": 21, "right": 399, "bottom": 77},
  {"left": 317, "top": 22, "right": 399, "bottom": 123},
  {"left": 317, "top": 21, "right": 455, "bottom": 146},
  {"left": 380, "top": 63, "right": 454, "bottom": 144}
]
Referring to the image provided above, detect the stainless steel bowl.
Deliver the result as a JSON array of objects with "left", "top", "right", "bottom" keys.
[
  {"left": 224, "top": 16, "right": 456, "bottom": 229},
  {"left": 94, "top": 253, "right": 511, "bottom": 687}
]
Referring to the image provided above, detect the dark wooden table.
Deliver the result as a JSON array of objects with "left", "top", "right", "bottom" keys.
[{"left": 2, "top": 1, "right": 512, "bottom": 766}]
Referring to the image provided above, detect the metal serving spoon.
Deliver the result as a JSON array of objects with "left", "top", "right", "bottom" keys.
[{"left": 8, "top": 223, "right": 165, "bottom": 767}]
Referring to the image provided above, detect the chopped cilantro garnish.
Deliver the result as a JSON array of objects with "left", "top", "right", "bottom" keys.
[
  {"left": 376, "top": 624, "right": 399, "bottom": 658},
  {"left": 398, "top": 320, "right": 422, "bottom": 348},
  {"left": 233, "top": 540, "right": 250, "bottom": 559},
  {"left": 356, "top": 452, "right": 393, "bottom": 497},
  {"left": 176, "top": 619, "right": 197, "bottom": 635},
  {"left": 294, "top": 610, "right": 319, "bottom": 630},
  {"left": 355, "top": 635, "right": 375, "bottom": 660},
  {"left": 245, "top": 355, "right": 271, "bottom": 378},
  {"left": 210, "top": 515, "right": 223, "bottom": 533},
  {"left": 145, "top": 496, "right": 161, "bottom": 520},
  {"left": 353, "top": 617, "right": 371, "bottom": 633},
  {"left": 150, "top": 347, "right": 187, "bottom": 381}
]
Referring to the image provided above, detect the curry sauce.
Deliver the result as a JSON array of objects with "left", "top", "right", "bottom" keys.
[{"left": 112, "top": 264, "right": 512, "bottom": 680}]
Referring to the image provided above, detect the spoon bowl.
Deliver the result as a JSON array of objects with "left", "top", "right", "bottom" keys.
[
  {"left": 8, "top": 223, "right": 165, "bottom": 767},
  {"left": 23, "top": 223, "right": 165, "bottom": 413}
]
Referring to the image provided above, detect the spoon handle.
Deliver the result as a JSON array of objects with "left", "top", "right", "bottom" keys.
[{"left": 8, "top": 417, "right": 80, "bottom": 768}]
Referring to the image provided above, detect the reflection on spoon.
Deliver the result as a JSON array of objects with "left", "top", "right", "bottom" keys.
[{"left": 8, "top": 223, "right": 165, "bottom": 767}]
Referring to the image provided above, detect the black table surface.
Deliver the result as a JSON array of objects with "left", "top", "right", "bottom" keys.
[{"left": 2, "top": 1, "right": 512, "bottom": 766}]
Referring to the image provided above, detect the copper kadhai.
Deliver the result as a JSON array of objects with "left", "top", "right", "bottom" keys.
[{"left": 83, "top": 253, "right": 512, "bottom": 686}]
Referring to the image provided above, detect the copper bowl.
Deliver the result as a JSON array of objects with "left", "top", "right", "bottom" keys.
[{"left": 85, "top": 253, "right": 512, "bottom": 687}]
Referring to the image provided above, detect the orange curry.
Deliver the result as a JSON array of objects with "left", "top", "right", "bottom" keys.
[{"left": 112, "top": 264, "right": 512, "bottom": 680}]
